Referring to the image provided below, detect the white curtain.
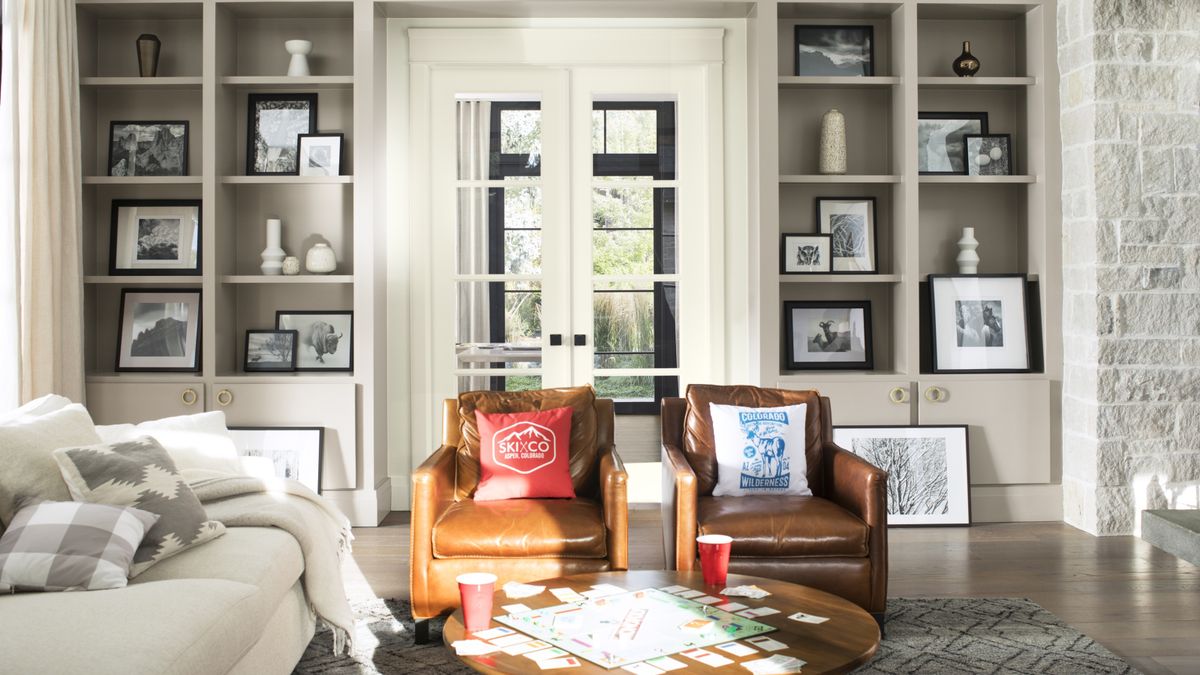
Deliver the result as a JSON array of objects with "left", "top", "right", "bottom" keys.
[
  {"left": 456, "top": 100, "right": 492, "bottom": 391},
  {"left": 0, "top": 0, "right": 86, "bottom": 407}
]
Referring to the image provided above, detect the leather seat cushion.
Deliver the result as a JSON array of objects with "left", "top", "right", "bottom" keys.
[
  {"left": 697, "top": 495, "right": 868, "bottom": 558},
  {"left": 433, "top": 498, "right": 607, "bottom": 559}
]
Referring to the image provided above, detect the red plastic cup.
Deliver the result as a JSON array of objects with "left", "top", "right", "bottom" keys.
[
  {"left": 456, "top": 572, "right": 497, "bottom": 633},
  {"left": 697, "top": 534, "right": 733, "bottom": 587}
]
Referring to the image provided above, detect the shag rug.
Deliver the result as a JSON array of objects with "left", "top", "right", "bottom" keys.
[{"left": 293, "top": 596, "right": 1139, "bottom": 674}]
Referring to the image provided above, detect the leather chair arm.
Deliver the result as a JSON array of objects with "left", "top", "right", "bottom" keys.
[
  {"left": 598, "top": 444, "right": 629, "bottom": 570},
  {"left": 662, "top": 443, "right": 698, "bottom": 571},
  {"left": 410, "top": 445, "right": 458, "bottom": 584},
  {"left": 823, "top": 441, "right": 888, "bottom": 528}
]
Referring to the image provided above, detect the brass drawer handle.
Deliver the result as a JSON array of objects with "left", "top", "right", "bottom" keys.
[
  {"left": 216, "top": 389, "right": 233, "bottom": 407},
  {"left": 181, "top": 388, "right": 198, "bottom": 406},
  {"left": 924, "top": 386, "right": 946, "bottom": 403},
  {"left": 889, "top": 386, "right": 909, "bottom": 404}
]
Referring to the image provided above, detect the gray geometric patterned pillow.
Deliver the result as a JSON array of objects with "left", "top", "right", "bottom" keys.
[{"left": 53, "top": 437, "right": 225, "bottom": 576}]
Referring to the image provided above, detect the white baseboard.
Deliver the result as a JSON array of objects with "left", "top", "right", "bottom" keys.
[
  {"left": 324, "top": 481, "right": 392, "bottom": 527},
  {"left": 390, "top": 474, "right": 411, "bottom": 511},
  {"left": 970, "top": 484, "right": 1063, "bottom": 522}
]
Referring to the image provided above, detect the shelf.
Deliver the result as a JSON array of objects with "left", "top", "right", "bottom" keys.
[
  {"left": 75, "top": 1, "right": 203, "bottom": 19},
  {"left": 86, "top": 372, "right": 203, "bottom": 383},
  {"left": 918, "top": 76, "right": 1036, "bottom": 89},
  {"left": 779, "top": 76, "right": 901, "bottom": 89},
  {"left": 214, "top": 0, "right": 353, "bottom": 18},
  {"left": 84, "top": 176, "right": 202, "bottom": 185},
  {"left": 780, "top": 274, "right": 903, "bottom": 284},
  {"left": 213, "top": 373, "right": 355, "bottom": 384},
  {"left": 221, "top": 275, "right": 353, "bottom": 284},
  {"left": 220, "top": 76, "right": 354, "bottom": 89},
  {"left": 84, "top": 276, "right": 202, "bottom": 285},
  {"left": 919, "top": 175, "right": 1037, "bottom": 184},
  {"left": 220, "top": 175, "right": 354, "bottom": 184},
  {"left": 781, "top": 174, "right": 901, "bottom": 184},
  {"left": 82, "top": 76, "right": 203, "bottom": 89},
  {"left": 778, "top": 371, "right": 912, "bottom": 384}
]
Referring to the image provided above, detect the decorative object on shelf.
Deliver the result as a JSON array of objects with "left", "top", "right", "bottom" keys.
[
  {"left": 229, "top": 427, "right": 324, "bottom": 493},
  {"left": 276, "top": 310, "right": 353, "bottom": 372},
  {"left": 108, "top": 121, "right": 188, "bottom": 177},
  {"left": 952, "top": 41, "right": 981, "bottom": 77},
  {"left": 816, "top": 197, "right": 877, "bottom": 273},
  {"left": 296, "top": 133, "right": 345, "bottom": 177},
  {"left": 964, "top": 134, "right": 1012, "bottom": 176},
  {"left": 305, "top": 242, "right": 337, "bottom": 274},
  {"left": 783, "top": 300, "right": 873, "bottom": 370},
  {"left": 284, "top": 40, "right": 312, "bottom": 77},
  {"left": 243, "top": 329, "right": 298, "bottom": 372},
  {"left": 794, "top": 25, "right": 874, "bottom": 76},
  {"left": 956, "top": 227, "right": 980, "bottom": 274},
  {"left": 833, "top": 425, "right": 971, "bottom": 526},
  {"left": 109, "top": 199, "right": 201, "bottom": 275},
  {"left": 819, "top": 108, "right": 847, "bottom": 175},
  {"left": 929, "top": 274, "right": 1034, "bottom": 373},
  {"left": 282, "top": 256, "right": 301, "bottom": 276},
  {"left": 260, "top": 218, "right": 285, "bottom": 275},
  {"left": 136, "top": 34, "right": 161, "bottom": 77},
  {"left": 116, "top": 288, "right": 201, "bottom": 372},
  {"left": 781, "top": 233, "right": 831, "bottom": 274},
  {"left": 917, "top": 112, "right": 988, "bottom": 175},
  {"left": 247, "top": 93, "right": 317, "bottom": 175}
]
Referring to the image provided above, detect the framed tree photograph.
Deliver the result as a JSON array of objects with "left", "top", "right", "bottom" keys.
[
  {"left": 929, "top": 274, "right": 1033, "bottom": 373},
  {"left": 832, "top": 425, "right": 971, "bottom": 526},
  {"left": 794, "top": 25, "right": 874, "bottom": 77},
  {"left": 918, "top": 112, "right": 989, "bottom": 175},
  {"left": 109, "top": 199, "right": 201, "bottom": 275},
  {"left": 781, "top": 233, "right": 831, "bottom": 274},
  {"left": 246, "top": 93, "right": 318, "bottom": 176},
  {"left": 276, "top": 310, "right": 353, "bottom": 372},
  {"left": 116, "top": 289, "right": 201, "bottom": 372},
  {"left": 108, "top": 121, "right": 188, "bottom": 177},
  {"left": 784, "top": 300, "right": 873, "bottom": 370},
  {"left": 816, "top": 197, "right": 877, "bottom": 273},
  {"left": 243, "top": 329, "right": 298, "bottom": 372},
  {"left": 297, "top": 133, "right": 345, "bottom": 177},
  {"left": 229, "top": 427, "right": 324, "bottom": 493},
  {"left": 964, "top": 134, "right": 1013, "bottom": 176}
]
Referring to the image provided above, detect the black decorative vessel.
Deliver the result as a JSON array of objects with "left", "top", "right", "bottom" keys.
[
  {"left": 953, "top": 41, "right": 980, "bottom": 77},
  {"left": 137, "top": 34, "right": 161, "bottom": 77}
]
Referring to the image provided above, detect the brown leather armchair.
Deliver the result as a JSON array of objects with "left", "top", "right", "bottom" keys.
[
  {"left": 410, "top": 386, "right": 628, "bottom": 641},
  {"left": 661, "top": 384, "right": 888, "bottom": 624}
]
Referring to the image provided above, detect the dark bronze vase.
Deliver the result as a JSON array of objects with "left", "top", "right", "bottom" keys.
[
  {"left": 953, "top": 41, "right": 980, "bottom": 77},
  {"left": 137, "top": 34, "right": 161, "bottom": 77}
]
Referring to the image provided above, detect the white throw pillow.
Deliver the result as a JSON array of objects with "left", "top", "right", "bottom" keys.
[
  {"left": 0, "top": 404, "right": 103, "bottom": 527},
  {"left": 97, "top": 411, "right": 243, "bottom": 475},
  {"left": 0, "top": 394, "right": 73, "bottom": 425},
  {"left": 709, "top": 402, "right": 812, "bottom": 497}
]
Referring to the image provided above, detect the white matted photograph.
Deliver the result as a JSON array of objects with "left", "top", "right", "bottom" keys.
[
  {"left": 930, "top": 274, "right": 1033, "bottom": 373},
  {"left": 116, "top": 289, "right": 201, "bottom": 372},
  {"left": 229, "top": 427, "right": 324, "bottom": 493},
  {"left": 918, "top": 112, "right": 988, "bottom": 175},
  {"left": 297, "top": 133, "right": 345, "bottom": 177},
  {"left": 276, "top": 310, "right": 353, "bottom": 372},
  {"left": 784, "top": 300, "right": 873, "bottom": 370},
  {"left": 816, "top": 197, "right": 877, "bottom": 272},
  {"left": 781, "top": 233, "right": 831, "bottom": 274},
  {"left": 109, "top": 200, "right": 201, "bottom": 275}
]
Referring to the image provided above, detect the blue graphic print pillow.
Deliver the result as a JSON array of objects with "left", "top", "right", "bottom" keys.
[{"left": 709, "top": 403, "right": 812, "bottom": 497}]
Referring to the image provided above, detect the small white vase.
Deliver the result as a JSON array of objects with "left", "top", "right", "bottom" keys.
[
  {"left": 285, "top": 40, "right": 312, "bottom": 77},
  {"left": 957, "top": 226, "right": 980, "bottom": 274},
  {"left": 305, "top": 243, "right": 336, "bottom": 274},
  {"left": 819, "top": 108, "right": 847, "bottom": 175},
  {"left": 282, "top": 256, "right": 301, "bottom": 276},
  {"left": 261, "top": 218, "right": 285, "bottom": 275}
]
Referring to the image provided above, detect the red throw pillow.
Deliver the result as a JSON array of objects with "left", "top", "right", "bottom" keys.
[{"left": 475, "top": 407, "right": 575, "bottom": 501}]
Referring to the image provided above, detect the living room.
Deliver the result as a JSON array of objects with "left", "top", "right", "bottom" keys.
[{"left": 0, "top": 0, "right": 1196, "bottom": 673}]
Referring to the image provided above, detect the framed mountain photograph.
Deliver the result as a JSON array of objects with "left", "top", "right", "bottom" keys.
[
  {"left": 108, "top": 121, "right": 188, "bottom": 177},
  {"left": 109, "top": 199, "right": 201, "bottom": 275},
  {"left": 116, "top": 289, "right": 201, "bottom": 372},
  {"left": 794, "top": 25, "right": 874, "bottom": 77}
]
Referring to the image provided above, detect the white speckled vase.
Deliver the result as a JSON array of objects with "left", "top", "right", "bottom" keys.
[
  {"left": 282, "top": 256, "right": 301, "bottom": 276},
  {"left": 819, "top": 108, "right": 847, "bottom": 175},
  {"left": 957, "top": 227, "right": 980, "bottom": 274},
  {"left": 305, "top": 243, "right": 337, "bottom": 274}
]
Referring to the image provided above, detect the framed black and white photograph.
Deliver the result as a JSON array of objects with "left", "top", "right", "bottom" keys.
[
  {"left": 918, "top": 112, "right": 989, "bottom": 175},
  {"left": 784, "top": 300, "right": 873, "bottom": 370},
  {"left": 108, "top": 199, "right": 201, "bottom": 275},
  {"left": 781, "top": 233, "right": 831, "bottom": 274},
  {"left": 794, "top": 25, "right": 874, "bottom": 77},
  {"left": 930, "top": 274, "right": 1033, "bottom": 373},
  {"left": 116, "top": 289, "right": 201, "bottom": 372},
  {"left": 816, "top": 197, "right": 877, "bottom": 273},
  {"left": 276, "top": 310, "right": 352, "bottom": 372},
  {"left": 229, "top": 427, "right": 323, "bottom": 493},
  {"left": 297, "top": 133, "right": 344, "bottom": 177},
  {"left": 108, "top": 121, "right": 188, "bottom": 177},
  {"left": 243, "top": 329, "right": 298, "bottom": 372},
  {"left": 965, "top": 134, "right": 1013, "bottom": 176},
  {"left": 247, "top": 93, "right": 318, "bottom": 176},
  {"left": 833, "top": 425, "right": 971, "bottom": 526}
]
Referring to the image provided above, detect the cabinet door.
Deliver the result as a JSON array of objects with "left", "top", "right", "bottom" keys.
[
  {"left": 918, "top": 379, "right": 1050, "bottom": 484},
  {"left": 85, "top": 382, "right": 205, "bottom": 424},
  {"left": 210, "top": 382, "right": 357, "bottom": 491},
  {"left": 790, "top": 380, "right": 914, "bottom": 426}
]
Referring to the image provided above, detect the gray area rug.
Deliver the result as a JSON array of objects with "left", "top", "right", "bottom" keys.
[{"left": 294, "top": 596, "right": 1139, "bottom": 674}]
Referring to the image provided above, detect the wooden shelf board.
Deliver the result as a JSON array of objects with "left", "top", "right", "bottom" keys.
[
  {"left": 780, "top": 274, "right": 903, "bottom": 283},
  {"left": 779, "top": 76, "right": 901, "bottom": 89},
  {"left": 220, "top": 75, "right": 354, "bottom": 89},
  {"left": 919, "top": 175, "right": 1037, "bottom": 184},
  {"left": 220, "top": 175, "right": 354, "bottom": 184},
  {"left": 221, "top": 275, "right": 353, "bottom": 284},
  {"left": 82, "top": 76, "right": 202, "bottom": 89},
  {"left": 917, "top": 76, "right": 1036, "bottom": 89},
  {"left": 84, "top": 176, "right": 202, "bottom": 185},
  {"left": 85, "top": 275, "right": 202, "bottom": 285},
  {"left": 781, "top": 174, "right": 901, "bottom": 184}
]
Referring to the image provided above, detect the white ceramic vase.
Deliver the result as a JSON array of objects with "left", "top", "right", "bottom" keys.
[
  {"left": 305, "top": 243, "right": 337, "bottom": 274},
  {"left": 957, "top": 226, "right": 980, "bottom": 274},
  {"left": 260, "top": 218, "right": 285, "bottom": 275},
  {"left": 285, "top": 40, "right": 312, "bottom": 77},
  {"left": 282, "top": 256, "right": 301, "bottom": 276},
  {"left": 819, "top": 108, "right": 847, "bottom": 175}
]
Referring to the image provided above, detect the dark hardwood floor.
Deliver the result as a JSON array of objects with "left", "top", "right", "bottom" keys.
[{"left": 346, "top": 511, "right": 1200, "bottom": 675}]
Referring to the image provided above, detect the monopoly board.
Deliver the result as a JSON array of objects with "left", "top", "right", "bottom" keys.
[{"left": 494, "top": 588, "right": 777, "bottom": 669}]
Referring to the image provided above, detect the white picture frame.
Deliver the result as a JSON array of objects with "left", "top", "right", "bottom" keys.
[
  {"left": 297, "top": 133, "right": 345, "bottom": 177},
  {"left": 930, "top": 275, "right": 1032, "bottom": 373},
  {"left": 229, "top": 427, "right": 324, "bottom": 493}
]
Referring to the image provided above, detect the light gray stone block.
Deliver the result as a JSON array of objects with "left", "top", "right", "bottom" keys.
[{"left": 1141, "top": 510, "right": 1200, "bottom": 567}]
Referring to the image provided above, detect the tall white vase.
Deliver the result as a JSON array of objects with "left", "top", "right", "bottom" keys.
[
  {"left": 285, "top": 40, "right": 312, "bottom": 77},
  {"left": 957, "top": 226, "right": 980, "bottom": 274},
  {"left": 261, "top": 218, "right": 285, "bottom": 275},
  {"left": 819, "top": 108, "right": 847, "bottom": 175}
]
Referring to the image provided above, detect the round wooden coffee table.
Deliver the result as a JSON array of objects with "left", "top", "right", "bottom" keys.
[{"left": 443, "top": 569, "right": 880, "bottom": 674}]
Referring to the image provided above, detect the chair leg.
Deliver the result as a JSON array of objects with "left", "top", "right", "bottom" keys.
[
  {"left": 872, "top": 612, "right": 886, "bottom": 637},
  {"left": 414, "top": 619, "right": 430, "bottom": 645}
]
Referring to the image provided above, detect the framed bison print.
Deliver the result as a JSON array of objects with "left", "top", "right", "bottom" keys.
[
  {"left": 276, "top": 310, "right": 353, "bottom": 372},
  {"left": 784, "top": 300, "right": 873, "bottom": 370}
]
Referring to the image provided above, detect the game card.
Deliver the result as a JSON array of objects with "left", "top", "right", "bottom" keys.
[
  {"left": 622, "top": 662, "right": 665, "bottom": 675},
  {"left": 645, "top": 656, "right": 687, "bottom": 671},
  {"left": 716, "top": 601, "right": 749, "bottom": 612},
  {"left": 659, "top": 585, "right": 689, "bottom": 594},
  {"left": 490, "top": 633, "right": 534, "bottom": 648},
  {"left": 525, "top": 646, "right": 571, "bottom": 661},
  {"left": 539, "top": 656, "right": 582, "bottom": 669},
  {"left": 741, "top": 655, "right": 806, "bottom": 674},
  {"left": 694, "top": 595, "right": 722, "bottom": 605},
  {"left": 737, "top": 606, "right": 781, "bottom": 618},
  {"left": 550, "top": 587, "right": 585, "bottom": 602},
  {"left": 472, "top": 626, "right": 514, "bottom": 640},
  {"left": 746, "top": 635, "right": 788, "bottom": 651},
  {"left": 716, "top": 641, "right": 759, "bottom": 657},
  {"left": 450, "top": 640, "right": 498, "bottom": 656},
  {"left": 679, "top": 618, "right": 715, "bottom": 632},
  {"left": 680, "top": 648, "right": 734, "bottom": 667},
  {"left": 788, "top": 611, "right": 830, "bottom": 624},
  {"left": 590, "top": 583, "right": 627, "bottom": 595},
  {"left": 502, "top": 603, "right": 533, "bottom": 614},
  {"left": 676, "top": 589, "right": 705, "bottom": 599},
  {"left": 501, "top": 639, "right": 550, "bottom": 656}
]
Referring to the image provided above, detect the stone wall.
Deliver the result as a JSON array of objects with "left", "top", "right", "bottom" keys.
[{"left": 1058, "top": 0, "right": 1200, "bottom": 535}]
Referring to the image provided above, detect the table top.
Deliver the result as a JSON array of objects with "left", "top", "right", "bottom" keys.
[{"left": 442, "top": 569, "right": 880, "bottom": 675}]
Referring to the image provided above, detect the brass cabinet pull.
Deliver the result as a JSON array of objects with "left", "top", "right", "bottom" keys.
[
  {"left": 889, "top": 386, "right": 909, "bottom": 404},
  {"left": 216, "top": 389, "right": 233, "bottom": 407},
  {"left": 181, "top": 388, "right": 198, "bottom": 406},
  {"left": 924, "top": 386, "right": 946, "bottom": 403}
]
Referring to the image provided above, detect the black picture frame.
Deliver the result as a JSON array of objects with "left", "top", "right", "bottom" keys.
[
  {"left": 963, "top": 133, "right": 1013, "bottom": 176},
  {"left": 243, "top": 329, "right": 299, "bottom": 372},
  {"left": 928, "top": 273, "right": 1034, "bottom": 374},
  {"left": 115, "top": 288, "right": 202, "bottom": 373},
  {"left": 815, "top": 196, "right": 878, "bottom": 273},
  {"left": 917, "top": 112, "right": 989, "bottom": 175},
  {"left": 296, "top": 132, "right": 345, "bottom": 177},
  {"left": 275, "top": 310, "right": 353, "bottom": 372},
  {"left": 107, "top": 120, "right": 189, "bottom": 177},
  {"left": 108, "top": 199, "right": 202, "bottom": 276},
  {"left": 246, "top": 93, "right": 318, "bottom": 176},
  {"left": 228, "top": 426, "right": 324, "bottom": 494},
  {"left": 784, "top": 300, "right": 874, "bottom": 370},
  {"left": 780, "top": 233, "right": 832, "bottom": 274},
  {"left": 794, "top": 25, "right": 875, "bottom": 77}
]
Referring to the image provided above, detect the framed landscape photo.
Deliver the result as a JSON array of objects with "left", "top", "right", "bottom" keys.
[
  {"left": 247, "top": 93, "right": 318, "bottom": 176},
  {"left": 229, "top": 427, "right": 323, "bottom": 493},
  {"left": 816, "top": 197, "right": 877, "bottom": 273},
  {"left": 965, "top": 134, "right": 1013, "bottom": 176},
  {"left": 918, "top": 112, "right": 989, "bottom": 175},
  {"left": 784, "top": 300, "right": 873, "bottom": 370},
  {"left": 276, "top": 310, "right": 352, "bottom": 372},
  {"left": 108, "top": 121, "right": 188, "bottom": 177},
  {"left": 781, "top": 233, "right": 831, "bottom": 274},
  {"left": 116, "top": 289, "right": 201, "bottom": 372},
  {"left": 109, "top": 199, "right": 201, "bottom": 275},
  {"left": 297, "top": 133, "right": 345, "bottom": 177},
  {"left": 833, "top": 425, "right": 971, "bottom": 526},
  {"left": 243, "top": 329, "right": 298, "bottom": 372},
  {"left": 929, "top": 274, "right": 1033, "bottom": 373},
  {"left": 794, "top": 25, "right": 874, "bottom": 77}
]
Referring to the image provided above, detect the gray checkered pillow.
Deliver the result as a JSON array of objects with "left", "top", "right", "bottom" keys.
[{"left": 0, "top": 501, "right": 158, "bottom": 592}]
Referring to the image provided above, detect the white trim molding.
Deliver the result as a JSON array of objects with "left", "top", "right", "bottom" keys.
[{"left": 408, "top": 28, "right": 725, "bottom": 65}]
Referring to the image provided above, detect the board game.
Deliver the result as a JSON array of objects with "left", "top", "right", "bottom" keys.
[{"left": 494, "top": 588, "right": 778, "bottom": 669}]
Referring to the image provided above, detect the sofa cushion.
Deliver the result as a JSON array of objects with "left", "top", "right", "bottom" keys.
[
  {"left": 697, "top": 495, "right": 868, "bottom": 558},
  {"left": 432, "top": 498, "right": 607, "bottom": 559},
  {"left": 0, "top": 404, "right": 102, "bottom": 528},
  {"left": 96, "top": 411, "right": 243, "bottom": 475},
  {"left": 475, "top": 407, "right": 576, "bottom": 501}
]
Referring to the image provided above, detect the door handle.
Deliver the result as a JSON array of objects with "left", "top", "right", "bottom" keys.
[
  {"left": 549, "top": 334, "right": 563, "bottom": 346},
  {"left": 888, "top": 386, "right": 909, "bottom": 404},
  {"left": 574, "top": 334, "right": 586, "bottom": 346},
  {"left": 924, "top": 386, "right": 946, "bottom": 403},
  {"left": 181, "top": 388, "right": 198, "bottom": 406},
  {"left": 216, "top": 389, "right": 234, "bottom": 407}
]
